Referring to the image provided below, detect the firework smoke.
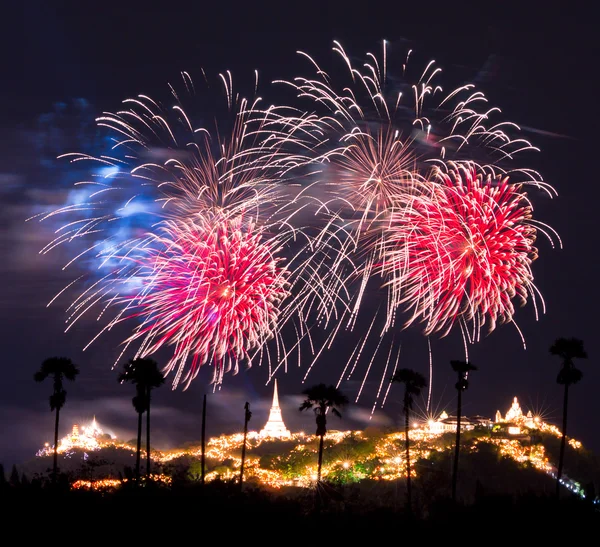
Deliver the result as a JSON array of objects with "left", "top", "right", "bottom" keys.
[
  {"left": 34, "top": 41, "right": 559, "bottom": 404},
  {"left": 33, "top": 71, "right": 346, "bottom": 388}
]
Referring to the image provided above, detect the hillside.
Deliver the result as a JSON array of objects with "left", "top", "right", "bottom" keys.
[{"left": 13, "top": 423, "right": 600, "bottom": 507}]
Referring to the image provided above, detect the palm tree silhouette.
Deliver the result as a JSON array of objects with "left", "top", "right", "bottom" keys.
[
  {"left": 390, "top": 368, "right": 427, "bottom": 515},
  {"left": 34, "top": 357, "right": 79, "bottom": 484},
  {"left": 549, "top": 337, "right": 587, "bottom": 498},
  {"left": 299, "top": 383, "right": 349, "bottom": 483},
  {"left": 450, "top": 359, "right": 477, "bottom": 502},
  {"left": 118, "top": 357, "right": 165, "bottom": 482},
  {"left": 239, "top": 401, "right": 252, "bottom": 489}
]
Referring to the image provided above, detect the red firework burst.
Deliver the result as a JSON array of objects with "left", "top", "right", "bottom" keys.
[
  {"left": 122, "top": 214, "right": 289, "bottom": 387},
  {"left": 382, "top": 162, "right": 539, "bottom": 337}
]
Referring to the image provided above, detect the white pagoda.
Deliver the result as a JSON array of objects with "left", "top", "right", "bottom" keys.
[{"left": 259, "top": 379, "right": 291, "bottom": 439}]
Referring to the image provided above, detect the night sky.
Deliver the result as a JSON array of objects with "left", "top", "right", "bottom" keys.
[{"left": 1, "top": 1, "right": 598, "bottom": 470}]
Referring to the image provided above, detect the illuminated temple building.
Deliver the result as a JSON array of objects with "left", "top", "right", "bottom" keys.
[
  {"left": 37, "top": 416, "right": 114, "bottom": 456},
  {"left": 426, "top": 411, "right": 492, "bottom": 434},
  {"left": 40, "top": 394, "right": 587, "bottom": 499},
  {"left": 259, "top": 379, "right": 291, "bottom": 439},
  {"left": 426, "top": 396, "right": 538, "bottom": 435},
  {"left": 494, "top": 396, "right": 538, "bottom": 435}
]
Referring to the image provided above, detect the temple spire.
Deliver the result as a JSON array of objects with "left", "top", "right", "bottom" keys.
[
  {"left": 259, "top": 379, "right": 291, "bottom": 439},
  {"left": 272, "top": 379, "right": 280, "bottom": 408}
]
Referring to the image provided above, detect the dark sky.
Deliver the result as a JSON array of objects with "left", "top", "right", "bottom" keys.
[{"left": 1, "top": 1, "right": 598, "bottom": 469}]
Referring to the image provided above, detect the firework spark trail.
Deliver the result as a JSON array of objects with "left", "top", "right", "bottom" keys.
[
  {"left": 33, "top": 71, "right": 352, "bottom": 389},
  {"left": 274, "top": 40, "right": 557, "bottom": 274},
  {"left": 269, "top": 40, "right": 560, "bottom": 408},
  {"left": 381, "top": 161, "right": 560, "bottom": 339},
  {"left": 33, "top": 42, "right": 560, "bottom": 403},
  {"left": 117, "top": 215, "right": 290, "bottom": 388}
]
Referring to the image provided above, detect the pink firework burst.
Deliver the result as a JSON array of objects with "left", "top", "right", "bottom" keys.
[
  {"left": 326, "top": 125, "right": 421, "bottom": 227},
  {"left": 36, "top": 71, "right": 347, "bottom": 390},
  {"left": 382, "top": 162, "right": 545, "bottom": 339},
  {"left": 120, "top": 214, "right": 290, "bottom": 388}
]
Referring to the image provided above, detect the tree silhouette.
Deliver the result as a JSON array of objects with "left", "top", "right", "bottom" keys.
[
  {"left": 142, "top": 360, "right": 165, "bottom": 479},
  {"left": 450, "top": 359, "right": 477, "bottom": 502},
  {"left": 549, "top": 337, "right": 587, "bottom": 498},
  {"left": 299, "top": 383, "right": 349, "bottom": 483},
  {"left": 9, "top": 464, "right": 20, "bottom": 487},
  {"left": 201, "top": 394, "right": 207, "bottom": 486},
  {"left": 20, "top": 473, "right": 30, "bottom": 487},
  {"left": 118, "top": 357, "right": 165, "bottom": 482},
  {"left": 81, "top": 455, "right": 109, "bottom": 483},
  {"left": 239, "top": 401, "right": 252, "bottom": 489},
  {"left": 390, "top": 368, "right": 427, "bottom": 515},
  {"left": 34, "top": 356, "right": 79, "bottom": 484}
]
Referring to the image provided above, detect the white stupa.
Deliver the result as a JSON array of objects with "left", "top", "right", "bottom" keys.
[{"left": 259, "top": 379, "right": 291, "bottom": 439}]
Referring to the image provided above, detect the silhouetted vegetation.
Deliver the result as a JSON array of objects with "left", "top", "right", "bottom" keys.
[
  {"left": 11, "top": 338, "right": 597, "bottom": 538},
  {"left": 34, "top": 356, "right": 79, "bottom": 484},
  {"left": 550, "top": 337, "right": 587, "bottom": 498},
  {"left": 450, "top": 359, "right": 477, "bottom": 502},
  {"left": 1, "top": 450, "right": 598, "bottom": 540},
  {"left": 390, "top": 367, "right": 427, "bottom": 515},
  {"left": 117, "top": 357, "right": 165, "bottom": 482},
  {"left": 239, "top": 401, "right": 252, "bottom": 488},
  {"left": 299, "top": 383, "right": 349, "bottom": 483},
  {"left": 299, "top": 383, "right": 349, "bottom": 513}
]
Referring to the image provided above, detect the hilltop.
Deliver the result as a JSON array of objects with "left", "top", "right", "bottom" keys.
[
  {"left": 12, "top": 422, "right": 600, "bottom": 506},
  {"left": 5, "top": 393, "right": 598, "bottom": 514}
]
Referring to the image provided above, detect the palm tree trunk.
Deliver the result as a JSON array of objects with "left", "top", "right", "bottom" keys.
[
  {"left": 405, "top": 404, "right": 412, "bottom": 514},
  {"left": 201, "top": 394, "right": 206, "bottom": 486},
  {"left": 136, "top": 410, "right": 142, "bottom": 484},
  {"left": 240, "top": 402, "right": 252, "bottom": 490},
  {"left": 452, "top": 388, "right": 462, "bottom": 502},
  {"left": 240, "top": 418, "right": 249, "bottom": 489},
  {"left": 556, "top": 383, "right": 569, "bottom": 498},
  {"left": 53, "top": 406, "right": 60, "bottom": 484},
  {"left": 317, "top": 433, "right": 324, "bottom": 482},
  {"left": 146, "top": 390, "right": 151, "bottom": 479}
]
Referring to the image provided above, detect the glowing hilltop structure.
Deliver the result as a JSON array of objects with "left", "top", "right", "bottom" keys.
[
  {"left": 259, "top": 379, "right": 291, "bottom": 439},
  {"left": 37, "top": 395, "right": 587, "bottom": 498},
  {"left": 495, "top": 396, "right": 538, "bottom": 434},
  {"left": 37, "top": 416, "right": 114, "bottom": 456},
  {"left": 424, "top": 396, "right": 545, "bottom": 436},
  {"left": 427, "top": 410, "right": 463, "bottom": 434},
  {"left": 426, "top": 410, "right": 492, "bottom": 434},
  {"left": 424, "top": 396, "right": 541, "bottom": 435}
]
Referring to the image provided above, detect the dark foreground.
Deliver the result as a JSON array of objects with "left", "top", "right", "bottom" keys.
[{"left": 3, "top": 478, "right": 599, "bottom": 541}]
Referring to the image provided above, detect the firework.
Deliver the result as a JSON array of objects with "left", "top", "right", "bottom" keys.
[
  {"left": 33, "top": 71, "right": 346, "bottom": 388},
  {"left": 381, "top": 162, "right": 557, "bottom": 341},
  {"left": 117, "top": 214, "right": 290, "bottom": 388},
  {"left": 271, "top": 41, "right": 559, "bottom": 407},
  {"left": 274, "top": 41, "right": 553, "bottom": 236},
  {"left": 32, "top": 42, "right": 560, "bottom": 401}
]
